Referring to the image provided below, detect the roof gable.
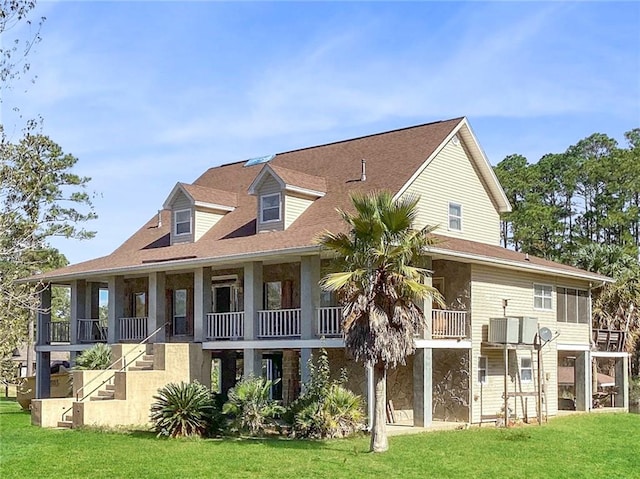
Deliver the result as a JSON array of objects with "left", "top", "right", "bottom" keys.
[
  {"left": 163, "top": 182, "right": 237, "bottom": 212},
  {"left": 247, "top": 164, "right": 326, "bottom": 198}
]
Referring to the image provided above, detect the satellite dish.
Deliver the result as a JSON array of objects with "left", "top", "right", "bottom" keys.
[{"left": 538, "top": 327, "right": 553, "bottom": 342}]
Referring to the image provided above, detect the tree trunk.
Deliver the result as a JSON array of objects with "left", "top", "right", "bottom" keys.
[{"left": 370, "top": 362, "right": 388, "bottom": 453}]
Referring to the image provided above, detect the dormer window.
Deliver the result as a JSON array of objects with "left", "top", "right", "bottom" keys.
[
  {"left": 174, "top": 209, "right": 192, "bottom": 235},
  {"left": 261, "top": 193, "right": 281, "bottom": 223}
]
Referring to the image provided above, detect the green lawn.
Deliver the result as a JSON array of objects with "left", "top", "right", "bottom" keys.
[{"left": 1, "top": 399, "right": 638, "bottom": 479}]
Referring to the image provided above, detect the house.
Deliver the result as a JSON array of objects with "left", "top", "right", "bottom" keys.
[{"left": 27, "top": 117, "right": 629, "bottom": 429}]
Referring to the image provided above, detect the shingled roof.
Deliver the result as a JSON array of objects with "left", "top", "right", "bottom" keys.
[{"left": 27, "top": 117, "right": 609, "bottom": 284}]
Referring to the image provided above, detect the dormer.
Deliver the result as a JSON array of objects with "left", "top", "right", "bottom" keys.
[
  {"left": 248, "top": 164, "right": 326, "bottom": 233},
  {"left": 163, "top": 183, "right": 237, "bottom": 244}
]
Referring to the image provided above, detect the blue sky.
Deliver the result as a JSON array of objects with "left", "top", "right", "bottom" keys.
[{"left": 3, "top": 1, "right": 639, "bottom": 266}]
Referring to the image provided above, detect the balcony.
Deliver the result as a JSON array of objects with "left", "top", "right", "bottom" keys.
[
  {"left": 77, "top": 318, "right": 108, "bottom": 343},
  {"left": 206, "top": 312, "right": 245, "bottom": 340},
  {"left": 316, "top": 306, "right": 342, "bottom": 337},
  {"left": 118, "top": 317, "right": 148, "bottom": 342},
  {"left": 47, "top": 321, "right": 70, "bottom": 344},
  {"left": 432, "top": 309, "right": 467, "bottom": 338},
  {"left": 258, "top": 309, "right": 301, "bottom": 338}
]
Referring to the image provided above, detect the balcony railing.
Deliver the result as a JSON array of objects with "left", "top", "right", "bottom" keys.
[
  {"left": 432, "top": 309, "right": 467, "bottom": 338},
  {"left": 47, "top": 321, "right": 70, "bottom": 343},
  {"left": 77, "top": 318, "right": 108, "bottom": 343},
  {"left": 258, "top": 309, "right": 301, "bottom": 338},
  {"left": 119, "top": 317, "right": 148, "bottom": 342},
  {"left": 316, "top": 306, "right": 343, "bottom": 337},
  {"left": 206, "top": 312, "right": 245, "bottom": 340}
]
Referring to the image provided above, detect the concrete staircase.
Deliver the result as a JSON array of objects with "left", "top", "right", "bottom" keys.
[{"left": 33, "top": 343, "right": 210, "bottom": 429}]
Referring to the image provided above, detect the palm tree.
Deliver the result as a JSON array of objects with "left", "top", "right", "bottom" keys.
[{"left": 318, "top": 190, "right": 443, "bottom": 452}]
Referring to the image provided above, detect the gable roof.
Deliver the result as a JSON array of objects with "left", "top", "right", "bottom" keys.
[
  {"left": 27, "top": 117, "right": 606, "bottom": 285},
  {"left": 247, "top": 164, "right": 327, "bottom": 198},
  {"left": 163, "top": 182, "right": 237, "bottom": 211}
]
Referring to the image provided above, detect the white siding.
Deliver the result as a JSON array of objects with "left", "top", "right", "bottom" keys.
[
  {"left": 194, "top": 209, "right": 224, "bottom": 241},
  {"left": 468, "top": 265, "right": 591, "bottom": 423},
  {"left": 402, "top": 138, "right": 501, "bottom": 245},
  {"left": 284, "top": 194, "right": 313, "bottom": 229},
  {"left": 257, "top": 176, "right": 284, "bottom": 233}
]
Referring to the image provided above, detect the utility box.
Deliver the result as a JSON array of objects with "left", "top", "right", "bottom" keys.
[
  {"left": 488, "top": 317, "right": 520, "bottom": 343},
  {"left": 517, "top": 316, "right": 538, "bottom": 344}
]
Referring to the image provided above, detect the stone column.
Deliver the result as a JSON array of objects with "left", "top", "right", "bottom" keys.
[
  {"left": 70, "top": 279, "right": 86, "bottom": 344},
  {"left": 194, "top": 267, "right": 212, "bottom": 342},
  {"left": 243, "top": 348, "right": 262, "bottom": 379},
  {"left": 107, "top": 276, "right": 125, "bottom": 343},
  {"left": 413, "top": 347, "right": 433, "bottom": 427},
  {"left": 575, "top": 351, "right": 589, "bottom": 411},
  {"left": 86, "top": 282, "right": 100, "bottom": 320},
  {"left": 148, "top": 272, "right": 166, "bottom": 343},
  {"left": 35, "top": 286, "right": 51, "bottom": 399}
]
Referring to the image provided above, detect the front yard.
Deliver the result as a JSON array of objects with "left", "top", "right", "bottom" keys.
[{"left": 1, "top": 399, "right": 638, "bottom": 478}]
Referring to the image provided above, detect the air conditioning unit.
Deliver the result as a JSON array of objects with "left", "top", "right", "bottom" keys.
[
  {"left": 489, "top": 317, "right": 520, "bottom": 343},
  {"left": 516, "top": 316, "right": 538, "bottom": 344}
]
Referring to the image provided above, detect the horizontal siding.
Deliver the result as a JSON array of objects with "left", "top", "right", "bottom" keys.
[
  {"left": 172, "top": 191, "right": 191, "bottom": 211},
  {"left": 194, "top": 209, "right": 224, "bottom": 241},
  {"left": 402, "top": 137, "right": 500, "bottom": 245},
  {"left": 468, "top": 265, "right": 592, "bottom": 423},
  {"left": 257, "top": 176, "right": 283, "bottom": 233},
  {"left": 284, "top": 194, "right": 313, "bottom": 229}
]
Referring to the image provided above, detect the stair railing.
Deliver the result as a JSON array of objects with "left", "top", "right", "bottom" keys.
[{"left": 61, "top": 325, "right": 164, "bottom": 423}]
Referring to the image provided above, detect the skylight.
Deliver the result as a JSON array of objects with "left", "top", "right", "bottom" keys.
[{"left": 244, "top": 154, "right": 275, "bottom": 167}]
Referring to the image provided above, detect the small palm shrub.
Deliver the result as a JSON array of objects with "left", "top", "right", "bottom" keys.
[
  {"left": 222, "top": 375, "right": 284, "bottom": 436},
  {"left": 286, "top": 349, "right": 364, "bottom": 439},
  {"left": 150, "top": 381, "right": 218, "bottom": 438},
  {"left": 74, "top": 343, "right": 112, "bottom": 370}
]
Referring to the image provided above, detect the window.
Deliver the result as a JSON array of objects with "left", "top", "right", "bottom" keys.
[
  {"left": 478, "top": 356, "right": 487, "bottom": 384},
  {"left": 448, "top": 202, "right": 462, "bottom": 231},
  {"left": 261, "top": 193, "right": 281, "bottom": 223},
  {"left": 557, "top": 287, "right": 589, "bottom": 324},
  {"left": 174, "top": 209, "right": 191, "bottom": 235},
  {"left": 533, "top": 284, "right": 552, "bottom": 310},
  {"left": 133, "top": 292, "right": 146, "bottom": 317},
  {"left": 173, "top": 289, "right": 187, "bottom": 335},
  {"left": 519, "top": 357, "right": 533, "bottom": 382},
  {"left": 264, "top": 281, "right": 282, "bottom": 310}
]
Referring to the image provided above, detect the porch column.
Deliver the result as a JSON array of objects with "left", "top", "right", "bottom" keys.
[
  {"left": 615, "top": 355, "right": 629, "bottom": 409},
  {"left": 243, "top": 348, "right": 262, "bottom": 378},
  {"left": 148, "top": 272, "right": 166, "bottom": 343},
  {"left": 70, "top": 280, "right": 86, "bottom": 344},
  {"left": 366, "top": 363, "right": 375, "bottom": 430},
  {"left": 86, "top": 282, "right": 101, "bottom": 320},
  {"left": 300, "top": 255, "right": 320, "bottom": 340},
  {"left": 575, "top": 351, "right": 590, "bottom": 411},
  {"left": 413, "top": 347, "right": 433, "bottom": 427},
  {"left": 107, "top": 276, "right": 125, "bottom": 343},
  {"left": 300, "top": 348, "right": 312, "bottom": 388},
  {"left": 194, "top": 267, "right": 212, "bottom": 342},
  {"left": 243, "top": 261, "right": 263, "bottom": 341},
  {"left": 35, "top": 286, "right": 51, "bottom": 398},
  {"left": 422, "top": 256, "right": 433, "bottom": 340}
]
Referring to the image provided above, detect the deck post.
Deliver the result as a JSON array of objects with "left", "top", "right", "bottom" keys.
[
  {"left": 193, "top": 267, "right": 211, "bottom": 342},
  {"left": 300, "top": 255, "right": 320, "bottom": 340},
  {"left": 575, "top": 351, "right": 589, "bottom": 411},
  {"left": 615, "top": 355, "right": 628, "bottom": 409},
  {"left": 413, "top": 347, "right": 433, "bottom": 427},
  {"left": 70, "top": 280, "right": 86, "bottom": 344},
  {"left": 107, "top": 276, "right": 125, "bottom": 343},
  {"left": 148, "top": 272, "right": 166, "bottom": 342}
]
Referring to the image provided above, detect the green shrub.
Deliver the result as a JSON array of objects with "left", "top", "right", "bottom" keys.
[
  {"left": 222, "top": 375, "right": 284, "bottom": 436},
  {"left": 150, "top": 381, "right": 218, "bottom": 438},
  {"left": 287, "top": 349, "right": 364, "bottom": 439},
  {"left": 74, "top": 343, "right": 112, "bottom": 370}
]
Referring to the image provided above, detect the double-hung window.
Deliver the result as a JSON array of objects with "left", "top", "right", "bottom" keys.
[
  {"left": 533, "top": 284, "right": 553, "bottom": 310},
  {"left": 174, "top": 209, "right": 192, "bottom": 235},
  {"left": 261, "top": 193, "right": 281, "bottom": 223},
  {"left": 448, "top": 202, "right": 462, "bottom": 231},
  {"left": 520, "top": 357, "right": 533, "bottom": 382},
  {"left": 478, "top": 356, "right": 488, "bottom": 384},
  {"left": 557, "top": 287, "right": 589, "bottom": 323}
]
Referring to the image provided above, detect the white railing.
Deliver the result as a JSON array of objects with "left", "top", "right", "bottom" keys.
[
  {"left": 48, "top": 321, "right": 70, "bottom": 343},
  {"left": 77, "top": 318, "right": 108, "bottom": 343},
  {"left": 118, "top": 317, "right": 148, "bottom": 342},
  {"left": 316, "top": 306, "right": 343, "bottom": 337},
  {"left": 206, "top": 312, "right": 244, "bottom": 340},
  {"left": 432, "top": 309, "right": 467, "bottom": 338},
  {"left": 258, "top": 309, "right": 301, "bottom": 338}
]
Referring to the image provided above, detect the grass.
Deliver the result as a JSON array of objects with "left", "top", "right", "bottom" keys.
[{"left": 1, "top": 398, "right": 639, "bottom": 479}]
